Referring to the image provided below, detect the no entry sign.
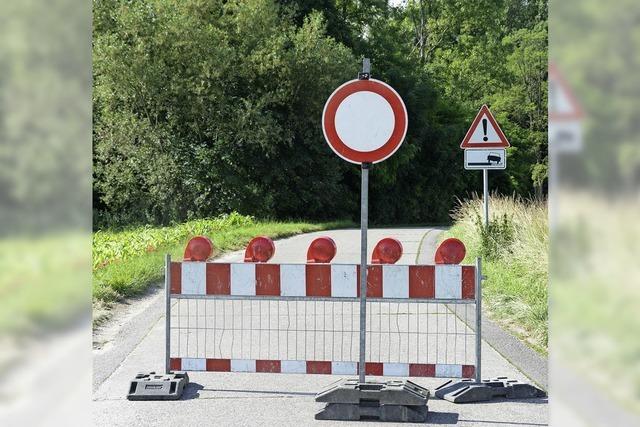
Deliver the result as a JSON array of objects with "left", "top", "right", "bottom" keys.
[{"left": 322, "top": 79, "right": 408, "bottom": 164}]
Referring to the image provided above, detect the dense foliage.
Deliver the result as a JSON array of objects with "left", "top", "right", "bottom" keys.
[{"left": 93, "top": 0, "right": 547, "bottom": 227}]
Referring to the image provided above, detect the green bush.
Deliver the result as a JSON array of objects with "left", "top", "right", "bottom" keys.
[
  {"left": 475, "top": 212, "right": 515, "bottom": 260},
  {"left": 93, "top": 212, "right": 254, "bottom": 270},
  {"left": 92, "top": 0, "right": 548, "bottom": 227}
]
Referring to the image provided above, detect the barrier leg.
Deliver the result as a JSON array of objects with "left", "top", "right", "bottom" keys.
[
  {"left": 126, "top": 254, "right": 189, "bottom": 401},
  {"left": 165, "top": 254, "right": 171, "bottom": 374},
  {"left": 475, "top": 256, "right": 482, "bottom": 384},
  {"left": 434, "top": 257, "right": 545, "bottom": 403}
]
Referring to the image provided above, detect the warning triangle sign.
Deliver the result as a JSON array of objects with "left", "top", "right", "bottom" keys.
[
  {"left": 460, "top": 105, "right": 510, "bottom": 149},
  {"left": 548, "top": 63, "right": 584, "bottom": 121}
]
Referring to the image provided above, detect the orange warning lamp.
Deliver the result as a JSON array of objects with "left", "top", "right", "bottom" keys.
[
  {"left": 435, "top": 238, "right": 466, "bottom": 264},
  {"left": 371, "top": 238, "right": 403, "bottom": 264},
  {"left": 307, "top": 237, "right": 337, "bottom": 263},
  {"left": 183, "top": 236, "right": 214, "bottom": 261},
  {"left": 244, "top": 236, "right": 275, "bottom": 262}
]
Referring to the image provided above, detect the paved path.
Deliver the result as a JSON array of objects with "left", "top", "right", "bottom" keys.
[{"left": 93, "top": 228, "right": 548, "bottom": 426}]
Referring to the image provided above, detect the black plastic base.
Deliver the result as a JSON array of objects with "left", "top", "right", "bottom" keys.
[
  {"left": 315, "top": 379, "right": 429, "bottom": 422},
  {"left": 316, "top": 402, "right": 428, "bottom": 422},
  {"left": 434, "top": 377, "right": 546, "bottom": 403},
  {"left": 127, "top": 371, "right": 189, "bottom": 401}
]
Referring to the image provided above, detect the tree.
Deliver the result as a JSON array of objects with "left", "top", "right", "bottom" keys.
[
  {"left": 94, "top": 0, "right": 356, "bottom": 225},
  {"left": 93, "top": 0, "right": 548, "bottom": 227}
]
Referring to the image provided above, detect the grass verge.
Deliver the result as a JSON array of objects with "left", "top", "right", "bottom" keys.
[
  {"left": 443, "top": 195, "right": 548, "bottom": 354},
  {"left": 93, "top": 213, "right": 353, "bottom": 323},
  {"left": 0, "top": 233, "right": 89, "bottom": 335}
]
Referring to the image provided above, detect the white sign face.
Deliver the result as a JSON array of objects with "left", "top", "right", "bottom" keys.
[
  {"left": 334, "top": 91, "right": 395, "bottom": 152},
  {"left": 549, "top": 79, "right": 577, "bottom": 118},
  {"left": 549, "top": 121, "right": 582, "bottom": 153},
  {"left": 467, "top": 113, "right": 501, "bottom": 143},
  {"left": 548, "top": 67, "right": 583, "bottom": 121},
  {"left": 464, "top": 149, "right": 506, "bottom": 170}
]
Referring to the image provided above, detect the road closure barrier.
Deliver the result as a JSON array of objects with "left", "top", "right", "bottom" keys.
[{"left": 164, "top": 236, "right": 482, "bottom": 382}]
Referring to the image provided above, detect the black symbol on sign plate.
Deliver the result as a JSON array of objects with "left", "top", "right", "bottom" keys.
[
  {"left": 482, "top": 118, "right": 488, "bottom": 141},
  {"left": 468, "top": 152, "right": 502, "bottom": 166}
]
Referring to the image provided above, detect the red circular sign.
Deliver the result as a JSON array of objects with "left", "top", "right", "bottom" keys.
[{"left": 322, "top": 79, "right": 408, "bottom": 164}]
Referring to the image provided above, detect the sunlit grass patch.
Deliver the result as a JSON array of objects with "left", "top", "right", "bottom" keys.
[
  {"left": 92, "top": 215, "right": 353, "bottom": 322},
  {"left": 0, "top": 233, "right": 90, "bottom": 335}
]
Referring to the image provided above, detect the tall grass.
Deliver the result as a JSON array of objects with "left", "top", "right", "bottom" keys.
[{"left": 446, "top": 194, "right": 548, "bottom": 353}]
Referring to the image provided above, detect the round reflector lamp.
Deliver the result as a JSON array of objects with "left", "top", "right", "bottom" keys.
[
  {"left": 435, "top": 238, "right": 466, "bottom": 264},
  {"left": 307, "top": 237, "right": 337, "bottom": 263},
  {"left": 244, "top": 236, "right": 275, "bottom": 263},
  {"left": 371, "top": 238, "right": 403, "bottom": 264},
  {"left": 183, "top": 236, "right": 214, "bottom": 261}
]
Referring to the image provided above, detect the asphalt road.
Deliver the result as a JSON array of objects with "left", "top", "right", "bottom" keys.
[{"left": 92, "top": 228, "right": 549, "bottom": 426}]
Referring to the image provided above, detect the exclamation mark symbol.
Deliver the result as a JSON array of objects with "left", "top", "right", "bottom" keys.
[{"left": 482, "top": 118, "right": 488, "bottom": 141}]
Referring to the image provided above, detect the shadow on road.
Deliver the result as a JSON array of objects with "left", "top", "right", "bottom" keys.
[
  {"left": 449, "top": 397, "right": 548, "bottom": 405},
  {"left": 181, "top": 383, "right": 204, "bottom": 400},
  {"left": 457, "top": 420, "right": 547, "bottom": 426},
  {"left": 425, "top": 411, "right": 459, "bottom": 424},
  {"left": 182, "top": 383, "right": 317, "bottom": 400}
]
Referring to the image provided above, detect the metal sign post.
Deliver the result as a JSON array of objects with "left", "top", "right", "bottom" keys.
[
  {"left": 165, "top": 254, "right": 171, "bottom": 374},
  {"left": 475, "top": 257, "right": 483, "bottom": 384},
  {"left": 357, "top": 58, "right": 371, "bottom": 384},
  {"left": 483, "top": 169, "right": 489, "bottom": 228},
  {"left": 322, "top": 56, "right": 407, "bottom": 385},
  {"left": 358, "top": 162, "right": 369, "bottom": 383}
]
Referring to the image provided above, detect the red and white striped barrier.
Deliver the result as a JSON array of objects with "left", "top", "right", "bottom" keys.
[
  {"left": 169, "top": 358, "right": 475, "bottom": 379},
  {"left": 170, "top": 262, "right": 475, "bottom": 300},
  {"left": 165, "top": 235, "right": 482, "bottom": 383}
]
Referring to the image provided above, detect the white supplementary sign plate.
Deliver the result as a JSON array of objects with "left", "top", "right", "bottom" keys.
[
  {"left": 548, "top": 63, "right": 583, "bottom": 153},
  {"left": 549, "top": 121, "right": 582, "bottom": 153},
  {"left": 464, "top": 149, "right": 506, "bottom": 170}
]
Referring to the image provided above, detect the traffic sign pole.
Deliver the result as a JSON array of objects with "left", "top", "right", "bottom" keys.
[
  {"left": 483, "top": 169, "right": 489, "bottom": 228},
  {"left": 460, "top": 105, "right": 509, "bottom": 228},
  {"left": 317, "top": 57, "right": 440, "bottom": 421},
  {"left": 358, "top": 58, "right": 371, "bottom": 384},
  {"left": 359, "top": 162, "right": 369, "bottom": 383}
]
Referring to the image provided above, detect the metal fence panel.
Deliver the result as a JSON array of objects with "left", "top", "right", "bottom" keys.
[{"left": 165, "top": 257, "right": 481, "bottom": 379}]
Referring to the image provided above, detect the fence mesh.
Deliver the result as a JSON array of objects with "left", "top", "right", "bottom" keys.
[{"left": 169, "top": 298, "right": 476, "bottom": 367}]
